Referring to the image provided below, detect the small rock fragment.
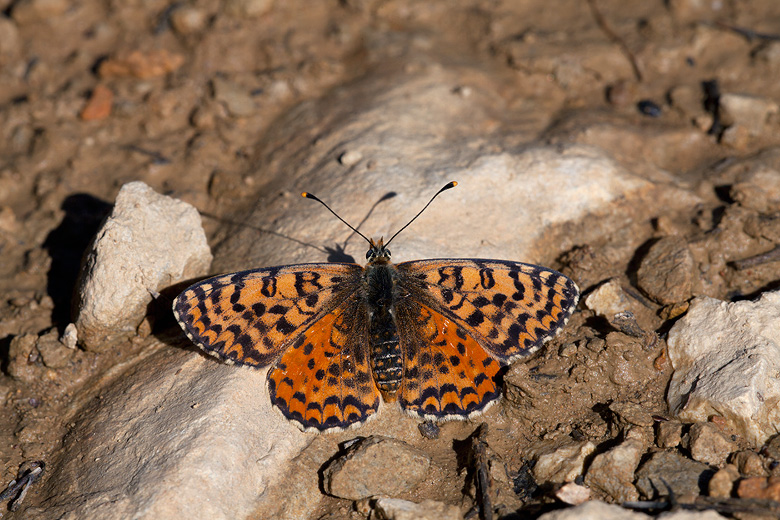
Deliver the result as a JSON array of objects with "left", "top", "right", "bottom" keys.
[
  {"left": 555, "top": 482, "right": 590, "bottom": 505},
  {"left": 656, "top": 420, "right": 683, "bottom": 448},
  {"left": 36, "top": 330, "right": 72, "bottom": 369},
  {"left": 99, "top": 50, "right": 185, "bottom": 79},
  {"left": 708, "top": 464, "right": 739, "bottom": 498},
  {"left": 372, "top": 498, "right": 462, "bottom": 520},
  {"left": 323, "top": 436, "right": 431, "bottom": 500},
  {"left": 584, "top": 439, "right": 643, "bottom": 503},
  {"left": 736, "top": 476, "right": 780, "bottom": 501},
  {"left": 74, "top": 181, "right": 212, "bottom": 350},
  {"left": 635, "top": 451, "right": 714, "bottom": 498},
  {"left": 732, "top": 450, "right": 766, "bottom": 477},
  {"left": 730, "top": 168, "right": 780, "bottom": 213},
  {"left": 636, "top": 236, "right": 694, "bottom": 305},
  {"left": 584, "top": 279, "right": 660, "bottom": 332},
  {"left": 169, "top": 6, "right": 207, "bottom": 35},
  {"left": 212, "top": 77, "right": 256, "bottom": 117},
  {"left": 338, "top": 150, "right": 363, "bottom": 167},
  {"left": 80, "top": 84, "right": 114, "bottom": 121},
  {"left": 610, "top": 402, "right": 655, "bottom": 429},
  {"left": 719, "top": 93, "right": 779, "bottom": 136},
  {"left": 531, "top": 440, "right": 596, "bottom": 484},
  {"left": 7, "top": 334, "right": 39, "bottom": 383},
  {"left": 667, "top": 292, "right": 780, "bottom": 446},
  {"left": 683, "top": 423, "right": 737, "bottom": 466},
  {"left": 223, "top": 0, "right": 273, "bottom": 17},
  {"left": 60, "top": 323, "right": 78, "bottom": 349}
]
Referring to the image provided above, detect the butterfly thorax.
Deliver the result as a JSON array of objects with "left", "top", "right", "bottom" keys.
[{"left": 364, "top": 238, "right": 403, "bottom": 402}]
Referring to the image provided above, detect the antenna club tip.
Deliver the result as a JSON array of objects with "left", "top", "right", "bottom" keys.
[
  {"left": 301, "top": 192, "right": 309, "bottom": 198},
  {"left": 450, "top": 181, "right": 458, "bottom": 187}
]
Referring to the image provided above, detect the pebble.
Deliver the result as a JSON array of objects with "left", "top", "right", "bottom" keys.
[
  {"left": 169, "top": 6, "right": 207, "bottom": 35},
  {"left": 223, "top": 0, "right": 273, "bottom": 17},
  {"left": 584, "top": 278, "right": 660, "bottom": 332},
  {"left": 736, "top": 476, "right": 780, "bottom": 501},
  {"left": 80, "top": 84, "right": 114, "bottom": 121},
  {"left": 554, "top": 482, "right": 590, "bottom": 505},
  {"left": 11, "top": 0, "right": 68, "bottom": 24},
  {"left": 36, "top": 329, "right": 72, "bottom": 369},
  {"left": 708, "top": 464, "right": 739, "bottom": 498},
  {"left": 730, "top": 168, "right": 780, "bottom": 213},
  {"left": 584, "top": 439, "right": 643, "bottom": 503},
  {"left": 60, "top": 323, "right": 78, "bottom": 349},
  {"left": 656, "top": 420, "right": 683, "bottom": 448},
  {"left": 732, "top": 450, "right": 766, "bottom": 477},
  {"left": 536, "top": 500, "right": 651, "bottom": 519},
  {"left": 338, "top": 149, "right": 363, "bottom": 167},
  {"left": 636, "top": 236, "right": 694, "bottom": 305},
  {"left": 683, "top": 423, "right": 736, "bottom": 466},
  {"left": 371, "top": 498, "right": 462, "bottom": 520},
  {"left": 719, "top": 93, "right": 779, "bottom": 136},
  {"left": 99, "top": 49, "right": 185, "bottom": 79},
  {"left": 530, "top": 439, "right": 596, "bottom": 484},
  {"left": 0, "top": 16, "right": 21, "bottom": 62},
  {"left": 635, "top": 451, "right": 714, "bottom": 498},
  {"left": 212, "top": 77, "right": 256, "bottom": 117},
  {"left": 637, "top": 100, "right": 662, "bottom": 118},
  {"left": 323, "top": 436, "right": 431, "bottom": 500}
]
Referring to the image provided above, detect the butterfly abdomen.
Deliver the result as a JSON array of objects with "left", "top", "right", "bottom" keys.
[{"left": 365, "top": 263, "right": 403, "bottom": 401}]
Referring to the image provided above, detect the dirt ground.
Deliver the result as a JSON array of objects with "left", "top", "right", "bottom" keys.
[{"left": 2, "top": 0, "right": 780, "bottom": 518}]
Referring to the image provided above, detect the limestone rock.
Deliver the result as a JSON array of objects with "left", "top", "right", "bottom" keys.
[
  {"left": 636, "top": 236, "right": 694, "bottom": 305},
  {"left": 667, "top": 292, "right": 780, "bottom": 446},
  {"left": 74, "top": 182, "right": 212, "bottom": 350},
  {"left": 584, "top": 439, "right": 644, "bottom": 503},
  {"left": 635, "top": 451, "right": 714, "bottom": 499}
]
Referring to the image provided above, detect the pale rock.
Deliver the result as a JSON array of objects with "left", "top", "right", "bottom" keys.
[
  {"left": 74, "top": 182, "right": 212, "bottom": 350},
  {"left": 531, "top": 439, "right": 596, "bottom": 484},
  {"left": 372, "top": 498, "right": 463, "bottom": 520},
  {"left": 537, "top": 500, "right": 651, "bottom": 520},
  {"left": 683, "top": 423, "right": 736, "bottom": 466},
  {"left": 555, "top": 482, "right": 591, "bottom": 505},
  {"left": 584, "top": 439, "right": 644, "bottom": 503},
  {"left": 719, "top": 93, "right": 779, "bottom": 136},
  {"left": 667, "top": 292, "right": 780, "bottom": 446}
]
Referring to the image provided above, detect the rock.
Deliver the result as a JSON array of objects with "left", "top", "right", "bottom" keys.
[
  {"left": 584, "top": 438, "right": 644, "bottom": 503},
  {"left": 732, "top": 450, "right": 766, "bottom": 477},
  {"left": 530, "top": 439, "right": 596, "bottom": 484},
  {"left": 99, "top": 50, "right": 185, "bottom": 79},
  {"left": 7, "top": 333, "right": 39, "bottom": 383},
  {"left": 635, "top": 451, "right": 715, "bottom": 499},
  {"left": 80, "top": 84, "right": 114, "bottom": 121},
  {"left": 636, "top": 236, "right": 694, "bottom": 305},
  {"left": 730, "top": 167, "right": 780, "bottom": 213},
  {"left": 36, "top": 329, "right": 73, "bottom": 369},
  {"left": 666, "top": 292, "right": 780, "bottom": 446},
  {"left": 719, "top": 93, "right": 779, "bottom": 136},
  {"left": 338, "top": 149, "right": 363, "bottom": 167},
  {"left": 223, "top": 0, "right": 273, "bottom": 18},
  {"left": 323, "top": 436, "right": 431, "bottom": 500},
  {"left": 74, "top": 181, "right": 212, "bottom": 350},
  {"left": 683, "top": 423, "right": 737, "bottom": 466},
  {"left": 708, "top": 464, "right": 739, "bottom": 498},
  {"left": 212, "top": 77, "right": 256, "bottom": 117},
  {"left": 736, "top": 476, "right": 780, "bottom": 501},
  {"left": 655, "top": 420, "right": 683, "bottom": 449},
  {"left": 610, "top": 402, "right": 655, "bottom": 429},
  {"left": 60, "top": 323, "right": 78, "bottom": 350},
  {"left": 658, "top": 512, "right": 728, "bottom": 520},
  {"left": 584, "top": 278, "right": 661, "bottom": 332},
  {"left": 372, "top": 498, "right": 463, "bottom": 520},
  {"left": 555, "top": 482, "right": 591, "bottom": 505},
  {"left": 39, "top": 344, "right": 309, "bottom": 519},
  {"left": 764, "top": 434, "right": 780, "bottom": 460},
  {"left": 169, "top": 6, "right": 207, "bottom": 35},
  {"left": 11, "top": 0, "right": 68, "bottom": 24},
  {"left": 537, "top": 500, "right": 651, "bottom": 519},
  {"left": 0, "top": 16, "right": 21, "bottom": 63}
]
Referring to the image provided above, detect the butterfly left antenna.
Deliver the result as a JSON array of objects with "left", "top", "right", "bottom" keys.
[{"left": 302, "top": 191, "right": 372, "bottom": 245}]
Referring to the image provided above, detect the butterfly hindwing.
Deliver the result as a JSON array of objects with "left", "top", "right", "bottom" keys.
[
  {"left": 396, "top": 302, "right": 501, "bottom": 419},
  {"left": 397, "top": 259, "right": 580, "bottom": 362},
  {"left": 172, "top": 263, "right": 362, "bottom": 367},
  {"left": 268, "top": 297, "right": 380, "bottom": 432}
]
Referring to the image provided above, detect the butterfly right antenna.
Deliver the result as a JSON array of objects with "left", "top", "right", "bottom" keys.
[{"left": 385, "top": 181, "right": 458, "bottom": 247}]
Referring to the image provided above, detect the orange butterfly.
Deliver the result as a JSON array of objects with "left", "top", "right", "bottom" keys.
[{"left": 173, "top": 182, "right": 579, "bottom": 432}]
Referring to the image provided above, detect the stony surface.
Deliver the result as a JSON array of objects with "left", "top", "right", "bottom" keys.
[
  {"left": 708, "top": 464, "right": 739, "bottom": 498},
  {"left": 636, "top": 236, "right": 695, "bottom": 305},
  {"left": 656, "top": 420, "right": 683, "bottom": 449},
  {"left": 323, "top": 436, "right": 431, "bottom": 500},
  {"left": 73, "top": 182, "right": 212, "bottom": 350},
  {"left": 530, "top": 439, "right": 596, "bottom": 484},
  {"left": 2, "top": 2, "right": 780, "bottom": 519},
  {"left": 667, "top": 292, "right": 780, "bottom": 446}
]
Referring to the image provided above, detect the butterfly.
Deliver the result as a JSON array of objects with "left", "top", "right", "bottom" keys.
[{"left": 172, "top": 182, "right": 580, "bottom": 432}]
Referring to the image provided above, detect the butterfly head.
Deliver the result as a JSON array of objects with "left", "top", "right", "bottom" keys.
[{"left": 366, "top": 237, "right": 391, "bottom": 264}]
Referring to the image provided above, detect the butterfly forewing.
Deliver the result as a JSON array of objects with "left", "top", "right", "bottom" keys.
[
  {"left": 172, "top": 263, "right": 363, "bottom": 366},
  {"left": 397, "top": 259, "right": 580, "bottom": 363}
]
